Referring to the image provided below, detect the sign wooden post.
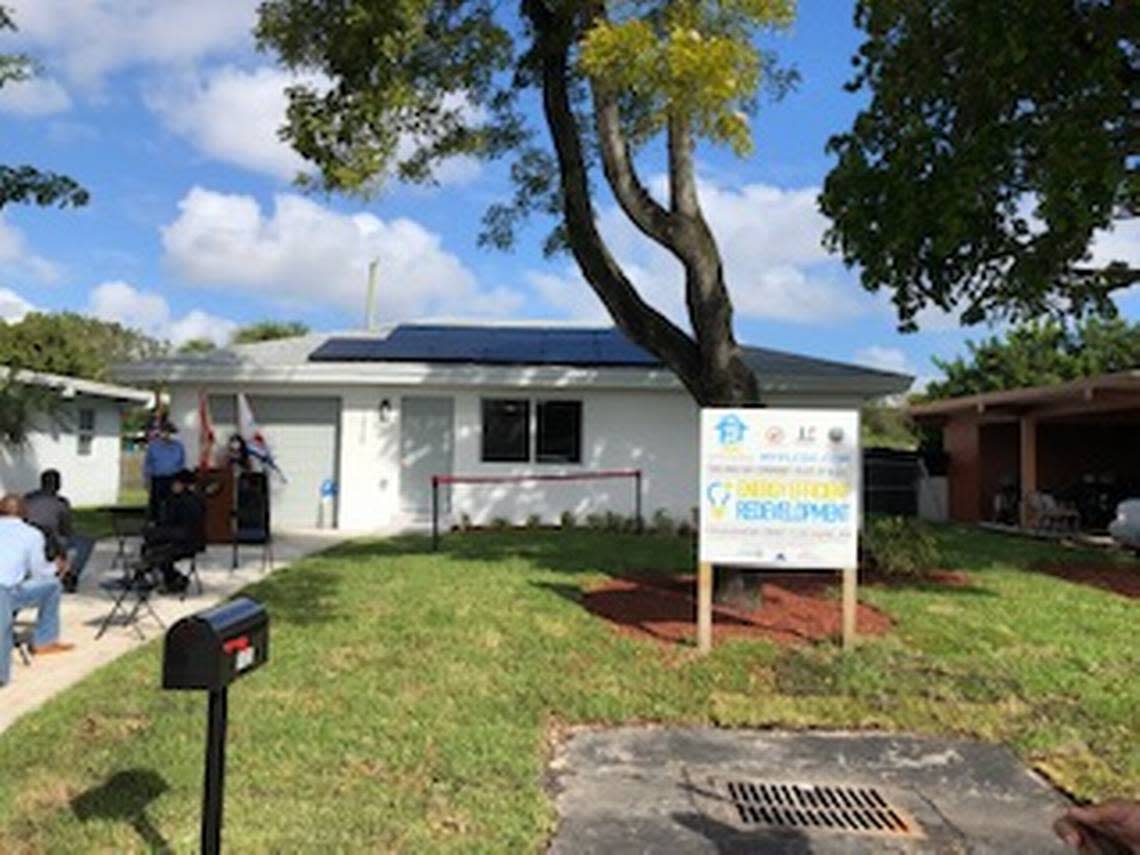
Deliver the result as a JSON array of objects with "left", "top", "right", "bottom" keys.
[
  {"left": 697, "top": 561, "right": 713, "bottom": 653},
  {"left": 698, "top": 408, "right": 861, "bottom": 654},
  {"left": 841, "top": 565, "right": 857, "bottom": 650}
]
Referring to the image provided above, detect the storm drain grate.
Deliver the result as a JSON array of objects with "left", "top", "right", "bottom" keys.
[{"left": 723, "top": 780, "right": 920, "bottom": 838}]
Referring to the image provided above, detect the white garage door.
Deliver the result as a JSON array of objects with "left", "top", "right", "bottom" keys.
[{"left": 210, "top": 395, "right": 341, "bottom": 529}]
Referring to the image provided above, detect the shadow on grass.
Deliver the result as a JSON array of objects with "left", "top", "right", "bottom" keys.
[
  {"left": 326, "top": 530, "right": 692, "bottom": 577},
  {"left": 244, "top": 564, "right": 346, "bottom": 626},
  {"left": 71, "top": 768, "right": 171, "bottom": 853}
]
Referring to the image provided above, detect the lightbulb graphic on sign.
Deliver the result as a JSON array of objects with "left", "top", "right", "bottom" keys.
[{"left": 706, "top": 481, "right": 733, "bottom": 522}]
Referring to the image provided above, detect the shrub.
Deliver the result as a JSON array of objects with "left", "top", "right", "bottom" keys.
[
  {"left": 489, "top": 516, "right": 512, "bottom": 531},
  {"left": 861, "top": 515, "right": 938, "bottom": 577},
  {"left": 559, "top": 510, "right": 576, "bottom": 530},
  {"left": 676, "top": 520, "right": 693, "bottom": 538},
  {"left": 621, "top": 515, "right": 640, "bottom": 534},
  {"left": 525, "top": 513, "right": 543, "bottom": 529},
  {"left": 585, "top": 513, "right": 606, "bottom": 530},
  {"left": 651, "top": 508, "right": 675, "bottom": 537},
  {"left": 604, "top": 511, "right": 624, "bottom": 532}
]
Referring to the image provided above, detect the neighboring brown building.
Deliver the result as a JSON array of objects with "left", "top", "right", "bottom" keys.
[{"left": 910, "top": 372, "right": 1140, "bottom": 528}]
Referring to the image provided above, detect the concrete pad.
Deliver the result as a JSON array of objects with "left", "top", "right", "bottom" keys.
[
  {"left": 549, "top": 727, "right": 1072, "bottom": 854},
  {"left": 1, "top": 529, "right": 347, "bottom": 733}
]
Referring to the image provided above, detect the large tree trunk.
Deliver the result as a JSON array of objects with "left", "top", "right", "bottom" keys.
[{"left": 524, "top": 1, "right": 759, "bottom": 408}]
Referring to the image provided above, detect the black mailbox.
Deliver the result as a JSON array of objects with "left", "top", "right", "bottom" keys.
[
  {"left": 163, "top": 597, "right": 269, "bottom": 691},
  {"left": 163, "top": 597, "right": 270, "bottom": 855}
]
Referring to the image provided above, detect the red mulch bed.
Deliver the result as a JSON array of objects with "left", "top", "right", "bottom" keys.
[
  {"left": 581, "top": 574, "right": 894, "bottom": 649},
  {"left": 1031, "top": 563, "right": 1140, "bottom": 599}
]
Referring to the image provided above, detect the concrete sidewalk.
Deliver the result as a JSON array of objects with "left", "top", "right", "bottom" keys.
[{"left": 1, "top": 530, "right": 347, "bottom": 734}]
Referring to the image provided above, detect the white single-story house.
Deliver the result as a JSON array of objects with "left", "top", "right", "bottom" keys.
[
  {"left": 114, "top": 323, "right": 912, "bottom": 532},
  {"left": 0, "top": 368, "right": 152, "bottom": 507}
]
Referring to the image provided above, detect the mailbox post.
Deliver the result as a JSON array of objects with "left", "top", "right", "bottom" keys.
[{"left": 163, "top": 597, "right": 269, "bottom": 855}]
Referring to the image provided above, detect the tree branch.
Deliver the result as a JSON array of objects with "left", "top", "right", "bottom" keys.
[{"left": 525, "top": 2, "right": 704, "bottom": 399}]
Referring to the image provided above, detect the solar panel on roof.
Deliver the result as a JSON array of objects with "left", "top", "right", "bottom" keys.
[{"left": 308, "top": 325, "right": 662, "bottom": 367}]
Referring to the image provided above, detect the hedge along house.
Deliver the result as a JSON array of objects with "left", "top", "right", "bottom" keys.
[
  {"left": 115, "top": 324, "right": 912, "bottom": 532},
  {"left": 0, "top": 368, "right": 152, "bottom": 507}
]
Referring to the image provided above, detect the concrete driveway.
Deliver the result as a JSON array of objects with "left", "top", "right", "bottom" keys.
[{"left": 1, "top": 530, "right": 347, "bottom": 734}]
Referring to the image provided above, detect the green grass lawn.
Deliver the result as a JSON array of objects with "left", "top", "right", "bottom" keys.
[
  {"left": 1, "top": 527, "right": 1136, "bottom": 851},
  {"left": 72, "top": 493, "right": 147, "bottom": 540}
]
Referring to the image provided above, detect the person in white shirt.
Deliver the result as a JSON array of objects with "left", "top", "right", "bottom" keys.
[{"left": 1, "top": 494, "right": 74, "bottom": 686}]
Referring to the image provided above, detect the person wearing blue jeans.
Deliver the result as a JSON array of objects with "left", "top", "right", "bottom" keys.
[
  {"left": 24, "top": 469, "right": 96, "bottom": 593},
  {"left": 1, "top": 495, "right": 74, "bottom": 687}
]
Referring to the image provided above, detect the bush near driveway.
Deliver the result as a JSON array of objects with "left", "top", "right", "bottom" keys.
[{"left": 0, "top": 527, "right": 1135, "bottom": 851}]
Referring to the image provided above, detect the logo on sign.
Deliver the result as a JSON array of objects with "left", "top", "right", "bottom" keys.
[
  {"left": 706, "top": 481, "right": 733, "bottom": 521},
  {"left": 828, "top": 426, "right": 845, "bottom": 444},
  {"left": 797, "top": 426, "right": 817, "bottom": 445},
  {"left": 714, "top": 415, "right": 748, "bottom": 446},
  {"left": 765, "top": 426, "right": 785, "bottom": 445}
]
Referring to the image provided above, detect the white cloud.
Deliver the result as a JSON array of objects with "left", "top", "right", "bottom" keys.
[
  {"left": 161, "top": 187, "right": 523, "bottom": 321},
  {"left": 1089, "top": 217, "right": 1140, "bottom": 270},
  {"left": 5, "top": 0, "right": 258, "bottom": 89},
  {"left": 0, "top": 214, "right": 60, "bottom": 283},
  {"left": 526, "top": 270, "right": 609, "bottom": 323},
  {"left": 530, "top": 179, "right": 866, "bottom": 326},
  {"left": 146, "top": 66, "right": 483, "bottom": 186},
  {"left": 145, "top": 67, "right": 315, "bottom": 181},
  {"left": 0, "top": 76, "right": 72, "bottom": 116},
  {"left": 88, "top": 280, "right": 236, "bottom": 345},
  {"left": 854, "top": 346, "right": 910, "bottom": 375},
  {"left": 0, "top": 287, "right": 35, "bottom": 322}
]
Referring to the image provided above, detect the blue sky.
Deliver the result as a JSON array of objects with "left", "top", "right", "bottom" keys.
[{"left": 0, "top": 1, "right": 1137, "bottom": 387}]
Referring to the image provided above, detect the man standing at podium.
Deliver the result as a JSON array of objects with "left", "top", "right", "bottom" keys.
[{"left": 144, "top": 421, "right": 186, "bottom": 522}]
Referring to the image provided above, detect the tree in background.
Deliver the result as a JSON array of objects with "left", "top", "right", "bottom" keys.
[
  {"left": 925, "top": 317, "right": 1140, "bottom": 400},
  {"left": 256, "top": 0, "right": 801, "bottom": 405},
  {"left": 231, "top": 320, "right": 310, "bottom": 345},
  {"left": 177, "top": 338, "right": 218, "bottom": 354},
  {"left": 0, "top": 313, "right": 167, "bottom": 382},
  {"left": 821, "top": 0, "right": 1136, "bottom": 331},
  {"left": 0, "top": 6, "right": 87, "bottom": 211},
  {"left": 860, "top": 402, "right": 917, "bottom": 450},
  {"left": 0, "top": 6, "right": 89, "bottom": 444}
]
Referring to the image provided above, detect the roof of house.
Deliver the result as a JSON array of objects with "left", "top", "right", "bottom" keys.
[
  {"left": 0, "top": 366, "right": 152, "bottom": 405},
  {"left": 114, "top": 322, "right": 912, "bottom": 398},
  {"left": 909, "top": 371, "right": 1140, "bottom": 421}
]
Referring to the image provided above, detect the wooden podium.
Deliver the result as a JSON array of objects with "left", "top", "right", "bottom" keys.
[{"left": 198, "top": 468, "right": 236, "bottom": 544}]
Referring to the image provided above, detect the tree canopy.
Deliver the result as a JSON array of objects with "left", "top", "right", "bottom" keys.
[
  {"left": 231, "top": 320, "right": 310, "bottom": 345},
  {"left": 821, "top": 0, "right": 1137, "bottom": 331},
  {"left": 0, "top": 313, "right": 167, "bottom": 382},
  {"left": 256, "top": 0, "right": 798, "bottom": 404},
  {"left": 925, "top": 317, "right": 1140, "bottom": 400},
  {"left": 0, "top": 6, "right": 87, "bottom": 211}
]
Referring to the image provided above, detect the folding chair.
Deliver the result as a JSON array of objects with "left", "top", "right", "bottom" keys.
[
  {"left": 94, "top": 550, "right": 168, "bottom": 640},
  {"left": 109, "top": 507, "right": 149, "bottom": 578},
  {"left": 11, "top": 610, "right": 32, "bottom": 666}
]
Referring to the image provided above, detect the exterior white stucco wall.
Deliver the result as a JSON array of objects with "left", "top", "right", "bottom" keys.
[
  {"left": 166, "top": 381, "right": 877, "bottom": 533},
  {"left": 0, "top": 398, "right": 125, "bottom": 507}
]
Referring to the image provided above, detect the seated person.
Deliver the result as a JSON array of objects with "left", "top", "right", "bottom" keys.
[
  {"left": 0, "top": 494, "right": 74, "bottom": 687},
  {"left": 143, "top": 470, "right": 205, "bottom": 593},
  {"left": 24, "top": 469, "right": 96, "bottom": 594}
]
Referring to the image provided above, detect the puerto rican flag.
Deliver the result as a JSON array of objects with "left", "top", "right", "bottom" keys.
[{"left": 237, "top": 393, "right": 287, "bottom": 481}]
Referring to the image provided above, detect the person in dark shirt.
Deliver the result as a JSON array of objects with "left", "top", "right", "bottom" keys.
[
  {"left": 142, "top": 469, "right": 205, "bottom": 593},
  {"left": 24, "top": 470, "right": 96, "bottom": 594}
]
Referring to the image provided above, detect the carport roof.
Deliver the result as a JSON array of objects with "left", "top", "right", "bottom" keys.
[
  {"left": 910, "top": 371, "right": 1140, "bottom": 421},
  {"left": 114, "top": 322, "right": 912, "bottom": 398}
]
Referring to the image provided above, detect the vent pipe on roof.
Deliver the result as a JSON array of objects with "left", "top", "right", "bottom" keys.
[{"left": 364, "top": 258, "right": 379, "bottom": 331}]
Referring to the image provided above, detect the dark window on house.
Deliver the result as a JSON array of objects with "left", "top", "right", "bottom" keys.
[
  {"left": 77, "top": 408, "right": 96, "bottom": 456},
  {"left": 536, "top": 400, "right": 582, "bottom": 464},
  {"left": 481, "top": 399, "right": 530, "bottom": 462}
]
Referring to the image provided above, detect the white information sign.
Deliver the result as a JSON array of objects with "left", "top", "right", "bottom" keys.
[{"left": 699, "top": 408, "right": 860, "bottom": 568}]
